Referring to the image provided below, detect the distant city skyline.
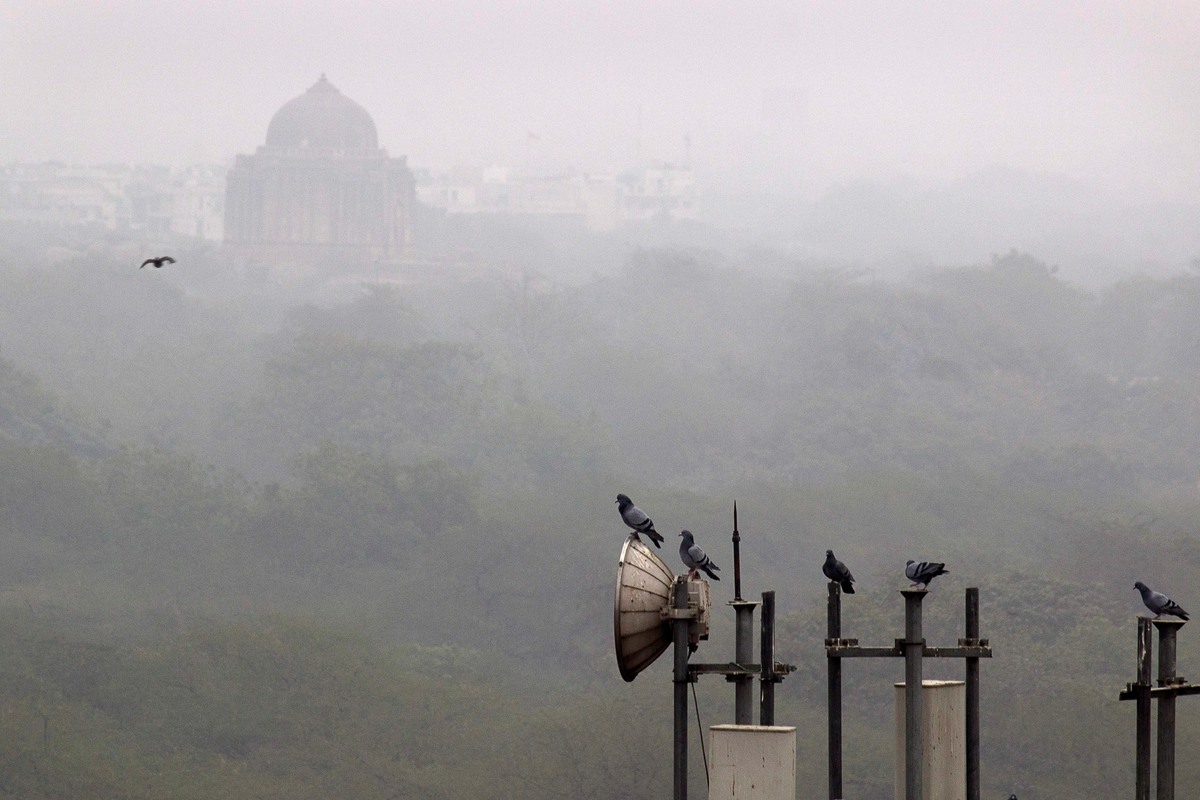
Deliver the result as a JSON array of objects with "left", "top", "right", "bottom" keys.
[{"left": 3, "top": 2, "right": 1199, "bottom": 204}]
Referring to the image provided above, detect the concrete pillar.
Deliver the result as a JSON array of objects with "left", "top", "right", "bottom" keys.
[
  {"left": 894, "top": 680, "right": 966, "bottom": 800},
  {"left": 708, "top": 725, "right": 796, "bottom": 800}
]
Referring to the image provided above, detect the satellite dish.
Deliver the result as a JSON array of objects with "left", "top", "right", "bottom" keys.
[{"left": 614, "top": 535, "right": 675, "bottom": 682}]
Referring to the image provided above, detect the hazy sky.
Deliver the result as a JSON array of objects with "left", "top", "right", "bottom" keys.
[{"left": 3, "top": 1, "right": 1198, "bottom": 201}]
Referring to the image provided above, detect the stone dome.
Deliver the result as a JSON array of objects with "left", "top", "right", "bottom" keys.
[{"left": 264, "top": 75, "right": 379, "bottom": 151}]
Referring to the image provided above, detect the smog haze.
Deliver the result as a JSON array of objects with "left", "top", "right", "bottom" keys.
[{"left": 4, "top": 1, "right": 1199, "bottom": 202}]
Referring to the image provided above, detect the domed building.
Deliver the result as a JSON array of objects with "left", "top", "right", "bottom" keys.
[{"left": 224, "top": 76, "right": 414, "bottom": 265}]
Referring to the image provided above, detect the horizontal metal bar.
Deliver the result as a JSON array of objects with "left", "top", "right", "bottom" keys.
[
  {"left": 689, "top": 662, "right": 759, "bottom": 676},
  {"left": 662, "top": 607, "right": 700, "bottom": 620},
  {"left": 1119, "top": 684, "right": 1200, "bottom": 701},
  {"left": 926, "top": 646, "right": 993, "bottom": 658},
  {"left": 827, "top": 645, "right": 992, "bottom": 659},
  {"left": 828, "top": 646, "right": 901, "bottom": 658}
]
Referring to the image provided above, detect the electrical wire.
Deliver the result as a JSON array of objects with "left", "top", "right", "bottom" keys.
[{"left": 691, "top": 681, "right": 710, "bottom": 787}]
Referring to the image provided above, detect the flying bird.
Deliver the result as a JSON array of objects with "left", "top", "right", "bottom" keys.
[
  {"left": 615, "top": 493, "right": 664, "bottom": 548},
  {"left": 1134, "top": 581, "right": 1189, "bottom": 620},
  {"left": 679, "top": 530, "right": 720, "bottom": 581},
  {"left": 140, "top": 256, "right": 176, "bottom": 269},
  {"left": 823, "top": 549, "right": 856, "bottom": 594},
  {"left": 905, "top": 560, "right": 948, "bottom": 589}
]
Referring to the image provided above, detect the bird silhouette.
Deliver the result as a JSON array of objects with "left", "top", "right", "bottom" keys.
[
  {"left": 905, "top": 559, "right": 949, "bottom": 589},
  {"left": 823, "top": 549, "right": 856, "bottom": 594},
  {"left": 140, "top": 256, "right": 176, "bottom": 269}
]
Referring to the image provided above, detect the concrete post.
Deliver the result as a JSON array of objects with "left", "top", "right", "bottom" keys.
[
  {"left": 895, "top": 680, "right": 966, "bottom": 800},
  {"left": 709, "top": 725, "right": 796, "bottom": 800}
]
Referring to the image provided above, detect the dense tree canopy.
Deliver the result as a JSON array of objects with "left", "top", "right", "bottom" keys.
[{"left": 0, "top": 238, "right": 1197, "bottom": 798}]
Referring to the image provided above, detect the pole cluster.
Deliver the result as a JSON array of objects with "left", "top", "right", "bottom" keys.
[
  {"left": 1120, "top": 617, "right": 1195, "bottom": 800},
  {"left": 669, "top": 508, "right": 796, "bottom": 800},
  {"left": 826, "top": 586, "right": 990, "bottom": 800}
]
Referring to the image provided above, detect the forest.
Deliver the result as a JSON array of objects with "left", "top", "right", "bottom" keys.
[{"left": 0, "top": 227, "right": 1197, "bottom": 799}]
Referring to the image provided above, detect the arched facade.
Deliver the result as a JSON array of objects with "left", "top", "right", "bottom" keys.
[{"left": 224, "top": 76, "right": 414, "bottom": 264}]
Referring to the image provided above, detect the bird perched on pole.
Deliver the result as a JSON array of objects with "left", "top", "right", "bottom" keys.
[
  {"left": 1134, "top": 581, "right": 1189, "bottom": 620},
  {"left": 679, "top": 530, "right": 720, "bottom": 581},
  {"left": 140, "top": 256, "right": 176, "bottom": 269},
  {"left": 615, "top": 493, "right": 664, "bottom": 548},
  {"left": 905, "top": 559, "right": 948, "bottom": 589},
  {"left": 823, "top": 549, "right": 855, "bottom": 594}
]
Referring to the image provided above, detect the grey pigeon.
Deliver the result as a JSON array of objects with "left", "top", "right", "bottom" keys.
[
  {"left": 140, "top": 256, "right": 175, "bottom": 269},
  {"left": 1135, "top": 581, "right": 1189, "bottom": 620},
  {"left": 823, "top": 549, "right": 856, "bottom": 594},
  {"left": 905, "top": 559, "right": 948, "bottom": 589},
  {"left": 679, "top": 530, "right": 720, "bottom": 581},
  {"left": 615, "top": 493, "right": 664, "bottom": 548}
]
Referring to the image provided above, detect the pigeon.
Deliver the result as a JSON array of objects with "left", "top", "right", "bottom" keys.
[
  {"left": 905, "top": 559, "right": 948, "bottom": 589},
  {"left": 823, "top": 549, "right": 856, "bottom": 594},
  {"left": 1134, "top": 581, "right": 1189, "bottom": 620},
  {"left": 615, "top": 493, "right": 664, "bottom": 548},
  {"left": 679, "top": 530, "right": 720, "bottom": 581},
  {"left": 140, "top": 256, "right": 176, "bottom": 269}
]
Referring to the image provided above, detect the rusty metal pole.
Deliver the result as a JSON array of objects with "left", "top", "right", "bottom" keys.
[
  {"left": 965, "top": 587, "right": 980, "bottom": 800},
  {"left": 760, "top": 590, "right": 776, "bottom": 725},
  {"left": 903, "top": 589, "right": 926, "bottom": 800},
  {"left": 828, "top": 582, "right": 842, "bottom": 800},
  {"left": 1136, "top": 618, "right": 1153, "bottom": 800},
  {"left": 673, "top": 579, "right": 690, "bottom": 800},
  {"left": 1154, "top": 619, "right": 1185, "bottom": 800}
]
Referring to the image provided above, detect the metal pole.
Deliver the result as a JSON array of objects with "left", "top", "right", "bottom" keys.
[
  {"left": 760, "top": 590, "right": 776, "bottom": 726},
  {"left": 965, "top": 587, "right": 980, "bottom": 800},
  {"left": 732, "top": 502, "right": 742, "bottom": 601},
  {"left": 1154, "top": 619, "right": 1184, "bottom": 800},
  {"left": 1136, "top": 618, "right": 1153, "bottom": 800},
  {"left": 730, "top": 503, "right": 756, "bottom": 725},
  {"left": 673, "top": 579, "right": 690, "bottom": 800},
  {"left": 734, "top": 601, "right": 756, "bottom": 724},
  {"left": 903, "top": 589, "right": 926, "bottom": 800},
  {"left": 828, "top": 582, "right": 842, "bottom": 800}
]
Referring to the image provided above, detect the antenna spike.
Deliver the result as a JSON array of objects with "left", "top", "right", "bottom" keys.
[{"left": 732, "top": 500, "right": 743, "bottom": 601}]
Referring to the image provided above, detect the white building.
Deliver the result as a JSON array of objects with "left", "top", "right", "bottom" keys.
[
  {"left": 0, "top": 162, "right": 225, "bottom": 241},
  {"left": 415, "top": 162, "right": 696, "bottom": 232}
]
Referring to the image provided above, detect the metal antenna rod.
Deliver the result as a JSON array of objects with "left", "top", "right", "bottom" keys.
[
  {"left": 827, "top": 583, "right": 843, "bottom": 800},
  {"left": 732, "top": 501, "right": 742, "bottom": 601},
  {"left": 965, "top": 587, "right": 981, "bottom": 800},
  {"left": 760, "top": 590, "right": 776, "bottom": 725}
]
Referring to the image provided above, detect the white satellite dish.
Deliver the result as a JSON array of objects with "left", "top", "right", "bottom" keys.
[{"left": 614, "top": 535, "right": 675, "bottom": 682}]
